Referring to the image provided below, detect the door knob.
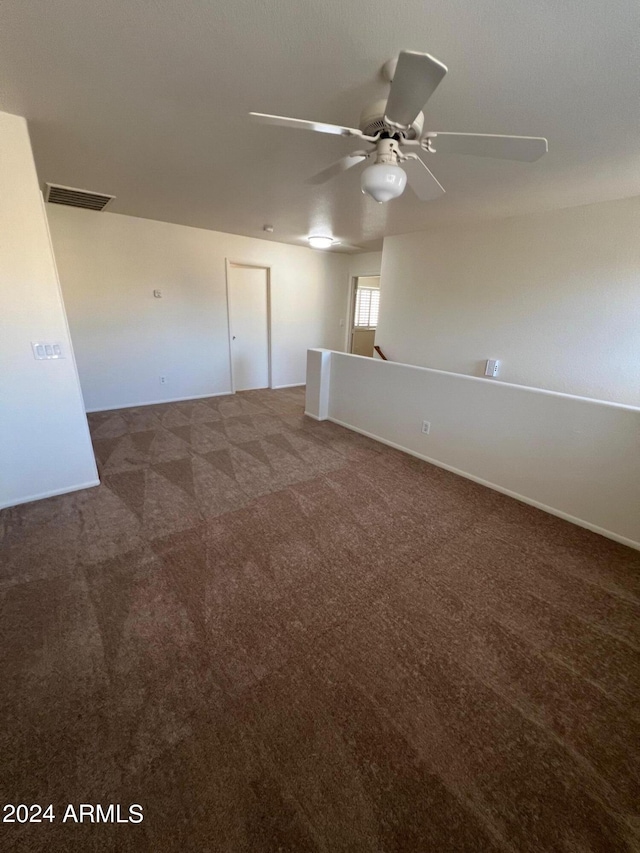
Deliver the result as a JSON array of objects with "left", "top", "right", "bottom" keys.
[{"left": 232, "top": 336, "right": 236, "bottom": 340}]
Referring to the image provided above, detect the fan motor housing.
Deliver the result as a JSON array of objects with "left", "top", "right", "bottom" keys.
[{"left": 359, "top": 99, "right": 424, "bottom": 139}]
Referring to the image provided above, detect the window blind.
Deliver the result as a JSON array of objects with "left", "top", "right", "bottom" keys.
[{"left": 354, "top": 287, "right": 380, "bottom": 328}]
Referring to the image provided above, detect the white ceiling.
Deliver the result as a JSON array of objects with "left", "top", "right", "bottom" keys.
[{"left": 0, "top": 0, "right": 638, "bottom": 252}]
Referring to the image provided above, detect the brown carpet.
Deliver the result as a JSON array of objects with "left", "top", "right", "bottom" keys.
[{"left": 1, "top": 386, "right": 639, "bottom": 852}]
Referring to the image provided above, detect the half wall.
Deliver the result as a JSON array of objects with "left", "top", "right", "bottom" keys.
[{"left": 306, "top": 350, "right": 640, "bottom": 549}]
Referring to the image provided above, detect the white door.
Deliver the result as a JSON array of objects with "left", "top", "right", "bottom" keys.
[{"left": 227, "top": 264, "right": 270, "bottom": 391}]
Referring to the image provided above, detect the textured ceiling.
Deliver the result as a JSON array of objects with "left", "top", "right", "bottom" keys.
[{"left": 0, "top": 0, "right": 638, "bottom": 251}]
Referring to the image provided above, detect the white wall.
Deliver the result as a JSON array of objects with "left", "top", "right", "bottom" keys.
[
  {"left": 377, "top": 197, "right": 640, "bottom": 406},
  {"left": 0, "top": 112, "right": 98, "bottom": 509},
  {"left": 348, "top": 251, "right": 382, "bottom": 278},
  {"left": 47, "top": 205, "right": 352, "bottom": 411},
  {"left": 307, "top": 350, "right": 640, "bottom": 549}
]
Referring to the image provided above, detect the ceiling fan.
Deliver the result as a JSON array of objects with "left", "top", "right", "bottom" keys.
[{"left": 250, "top": 51, "right": 548, "bottom": 203}]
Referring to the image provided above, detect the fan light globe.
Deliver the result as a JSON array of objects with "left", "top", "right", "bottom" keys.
[
  {"left": 361, "top": 163, "right": 407, "bottom": 203},
  {"left": 308, "top": 235, "right": 334, "bottom": 249}
]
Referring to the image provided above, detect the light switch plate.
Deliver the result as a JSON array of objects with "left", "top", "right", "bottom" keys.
[{"left": 32, "top": 341, "right": 64, "bottom": 359}]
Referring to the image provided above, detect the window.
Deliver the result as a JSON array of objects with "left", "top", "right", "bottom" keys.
[{"left": 354, "top": 287, "right": 380, "bottom": 328}]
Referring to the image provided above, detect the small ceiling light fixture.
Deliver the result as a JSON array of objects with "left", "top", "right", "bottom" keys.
[{"left": 308, "top": 235, "right": 334, "bottom": 249}]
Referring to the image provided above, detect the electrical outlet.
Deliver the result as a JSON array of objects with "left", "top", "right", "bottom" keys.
[
  {"left": 421, "top": 420, "right": 431, "bottom": 435},
  {"left": 159, "top": 376, "right": 167, "bottom": 384}
]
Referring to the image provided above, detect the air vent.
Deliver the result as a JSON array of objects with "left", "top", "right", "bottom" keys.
[{"left": 45, "top": 183, "right": 115, "bottom": 211}]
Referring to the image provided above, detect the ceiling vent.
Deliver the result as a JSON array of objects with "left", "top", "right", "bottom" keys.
[{"left": 45, "top": 183, "right": 115, "bottom": 211}]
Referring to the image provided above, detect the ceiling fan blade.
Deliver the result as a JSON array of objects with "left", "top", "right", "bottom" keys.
[
  {"left": 404, "top": 157, "right": 446, "bottom": 201},
  {"left": 307, "top": 153, "right": 368, "bottom": 185},
  {"left": 249, "top": 112, "right": 363, "bottom": 138},
  {"left": 385, "top": 51, "right": 448, "bottom": 127},
  {"left": 427, "top": 132, "right": 548, "bottom": 161}
]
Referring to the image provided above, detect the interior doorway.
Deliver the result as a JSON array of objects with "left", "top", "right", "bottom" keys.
[
  {"left": 226, "top": 261, "right": 271, "bottom": 391},
  {"left": 350, "top": 275, "right": 381, "bottom": 357}
]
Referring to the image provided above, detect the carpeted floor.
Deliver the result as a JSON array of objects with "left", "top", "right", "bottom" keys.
[{"left": 1, "top": 386, "right": 639, "bottom": 852}]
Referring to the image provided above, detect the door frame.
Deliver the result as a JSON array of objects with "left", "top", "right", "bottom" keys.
[
  {"left": 225, "top": 259, "right": 272, "bottom": 393},
  {"left": 348, "top": 274, "right": 381, "bottom": 354},
  {"left": 347, "top": 276, "right": 358, "bottom": 353}
]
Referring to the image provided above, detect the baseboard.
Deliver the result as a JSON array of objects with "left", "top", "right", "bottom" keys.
[
  {"left": 304, "top": 410, "right": 324, "bottom": 421},
  {"left": 329, "top": 417, "right": 640, "bottom": 552},
  {"left": 86, "top": 390, "right": 233, "bottom": 414},
  {"left": 272, "top": 383, "right": 305, "bottom": 389},
  {"left": 0, "top": 478, "right": 101, "bottom": 511}
]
